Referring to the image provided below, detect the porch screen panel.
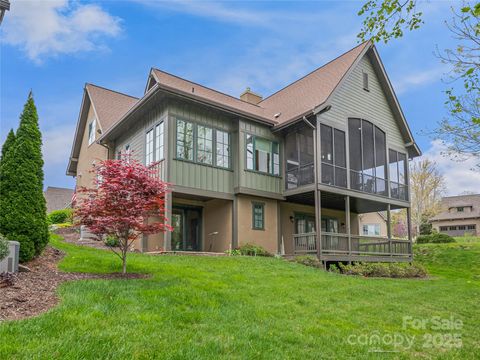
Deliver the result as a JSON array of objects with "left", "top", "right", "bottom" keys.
[
  {"left": 285, "top": 124, "right": 314, "bottom": 189},
  {"left": 334, "top": 129, "right": 347, "bottom": 188},
  {"left": 285, "top": 131, "right": 299, "bottom": 189},
  {"left": 348, "top": 118, "right": 363, "bottom": 190},
  {"left": 389, "top": 149, "right": 408, "bottom": 201},
  {"left": 321, "top": 124, "right": 334, "bottom": 185},
  {"left": 348, "top": 118, "right": 388, "bottom": 195},
  {"left": 320, "top": 124, "right": 346, "bottom": 188},
  {"left": 374, "top": 127, "right": 387, "bottom": 195}
]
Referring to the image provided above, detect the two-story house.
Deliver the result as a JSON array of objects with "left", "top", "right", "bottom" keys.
[
  {"left": 67, "top": 41, "right": 420, "bottom": 262},
  {"left": 430, "top": 194, "right": 480, "bottom": 236}
]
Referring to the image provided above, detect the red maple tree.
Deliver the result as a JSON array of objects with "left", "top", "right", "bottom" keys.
[{"left": 75, "top": 154, "right": 172, "bottom": 273}]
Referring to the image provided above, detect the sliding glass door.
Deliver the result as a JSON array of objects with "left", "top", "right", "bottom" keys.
[{"left": 171, "top": 207, "right": 201, "bottom": 251}]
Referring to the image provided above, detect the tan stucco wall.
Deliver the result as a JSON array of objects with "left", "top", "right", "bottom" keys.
[
  {"left": 203, "top": 199, "right": 232, "bottom": 252},
  {"left": 432, "top": 218, "right": 479, "bottom": 236},
  {"left": 236, "top": 195, "right": 279, "bottom": 254},
  {"left": 358, "top": 212, "right": 388, "bottom": 237},
  {"left": 76, "top": 104, "right": 108, "bottom": 190}
]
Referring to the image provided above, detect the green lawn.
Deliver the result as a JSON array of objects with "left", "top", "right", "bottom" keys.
[{"left": 1, "top": 235, "right": 479, "bottom": 359}]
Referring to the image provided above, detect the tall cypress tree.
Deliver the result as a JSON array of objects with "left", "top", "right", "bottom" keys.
[
  {"left": 0, "top": 93, "right": 48, "bottom": 261},
  {"left": 0, "top": 129, "right": 15, "bottom": 161}
]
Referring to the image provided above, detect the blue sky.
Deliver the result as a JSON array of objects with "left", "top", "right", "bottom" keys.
[{"left": 1, "top": 0, "right": 479, "bottom": 194}]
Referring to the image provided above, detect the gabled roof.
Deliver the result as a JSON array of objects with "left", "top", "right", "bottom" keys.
[
  {"left": 430, "top": 194, "right": 480, "bottom": 221},
  {"left": 86, "top": 84, "right": 138, "bottom": 131},
  {"left": 88, "top": 41, "right": 421, "bottom": 167},
  {"left": 150, "top": 68, "right": 274, "bottom": 124},
  {"left": 44, "top": 186, "right": 74, "bottom": 213},
  {"left": 259, "top": 42, "right": 369, "bottom": 125},
  {"left": 66, "top": 84, "right": 138, "bottom": 176}
]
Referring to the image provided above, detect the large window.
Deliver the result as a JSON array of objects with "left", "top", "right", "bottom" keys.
[
  {"left": 389, "top": 149, "right": 408, "bottom": 200},
  {"left": 175, "top": 119, "right": 231, "bottom": 168},
  {"left": 176, "top": 120, "right": 194, "bottom": 161},
  {"left": 145, "top": 122, "right": 164, "bottom": 166},
  {"left": 246, "top": 134, "right": 280, "bottom": 176},
  {"left": 197, "top": 125, "right": 213, "bottom": 165},
  {"left": 252, "top": 202, "right": 265, "bottom": 230},
  {"left": 88, "top": 120, "right": 96, "bottom": 145},
  {"left": 348, "top": 118, "right": 387, "bottom": 195},
  {"left": 146, "top": 128, "right": 154, "bottom": 165},
  {"left": 285, "top": 124, "right": 314, "bottom": 189},
  {"left": 216, "top": 130, "right": 230, "bottom": 168},
  {"left": 321, "top": 124, "right": 347, "bottom": 188},
  {"left": 155, "top": 122, "right": 164, "bottom": 162}
]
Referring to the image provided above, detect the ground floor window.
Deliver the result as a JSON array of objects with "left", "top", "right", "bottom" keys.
[
  {"left": 363, "top": 224, "right": 381, "bottom": 236},
  {"left": 252, "top": 202, "right": 265, "bottom": 230}
]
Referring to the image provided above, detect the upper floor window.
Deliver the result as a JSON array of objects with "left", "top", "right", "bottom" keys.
[
  {"left": 349, "top": 118, "right": 387, "bottom": 196},
  {"left": 176, "top": 119, "right": 194, "bottom": 161},
  {"left": 175, "top": 119, "right": 231, "bottom": 169},
  {"left": 146, "top": 128, "right": 154, "bottom": 165},
  {"left": 389, "top": 149, "right": 408, "bottom": 200},
  {"left": 457, "top": 207, "right": 464, "bottom": 212},
  {"left": 155, "top": 123, "right": 164, "bottom": 162},
  {"left": 88, "top": 120, "right": 96, "bottom": 145},
  {"left": 363, "top": 72, "right": 369, "bottom": 91},
  {"left": 285, "top": 124, "right": 314, "bottom": 189},
  {"left": 320, "top": 124, "right": 346, "bottom": 188},
  {"left": 246, "top": 134, "right": 280, "bottom": 176},
  {"left": 216, "top": 130, "right": 230, "bottom": 168},
  {"left": 197, "top": 125, "right": 213, "bottom": 165}
]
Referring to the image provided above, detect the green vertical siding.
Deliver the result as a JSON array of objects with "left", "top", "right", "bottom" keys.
[
  {"left": 168, "top": 100, "right": 235, "bottom": 194},
  {"left": 238, "top": 120, "right": 283, "bottom": 194}
]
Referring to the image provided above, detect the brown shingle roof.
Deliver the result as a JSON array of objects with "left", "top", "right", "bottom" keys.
[
  {"left": 259, "top": 41, "right": 369, "bottom": 124},
  {"left": 430, "top": 195, "right": 480, "bottom": 221},
  {"left": 151, "top": 69, "right": 273, "bottom": 123},
  {"left": 44, "top": 187, "right": 74, "bottom": 213},
  {"left": 86, "top": 84, "right": 138, "bottom": 131}
]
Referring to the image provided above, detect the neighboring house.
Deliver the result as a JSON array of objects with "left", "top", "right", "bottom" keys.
[
  {"left": 67, "top": 41, "right": 420, "bottom": 262},
  {"left": 430, "top": 195, "right": 480, "bottom": 236},
  {"left": 358, "top": 212, "right": 388, "bottom": 237},
  {"left": 44, "top": 186, "right": 74, "bottom": 213}
]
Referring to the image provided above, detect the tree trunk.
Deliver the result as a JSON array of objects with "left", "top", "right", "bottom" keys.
[{"left": 121, "top": 235, "right": 128, "bottom": 274}]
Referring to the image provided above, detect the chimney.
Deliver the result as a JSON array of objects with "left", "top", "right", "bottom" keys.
[{"left": 240, "top": 87, "right": 262, "bottom": 105}]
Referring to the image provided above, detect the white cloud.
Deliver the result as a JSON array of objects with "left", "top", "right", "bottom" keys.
[
  {"left": 42, "top": 123, "right": 76, "bottom": 167},
  {"left": 420, "top": 140, "right": 480, "bottom": 196},
  {"left": 392, "top": 66, "right": 447, "bottom": 95},
  {"left": 2, "top": 0, "right": 121, "bottom": 62}
]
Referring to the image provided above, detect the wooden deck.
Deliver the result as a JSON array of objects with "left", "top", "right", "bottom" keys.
[{"left": 293, "top": 232, "right": 413, "bottom": 262}]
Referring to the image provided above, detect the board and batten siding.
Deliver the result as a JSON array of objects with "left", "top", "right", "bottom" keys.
[
  {"left": 319, "top": 54, "right": 407, "bottom": 154},
  {"left": 167, "top": 101, "right": 235, "bottom": 195},
  {"left": 238, "top": 120, "right": 283, "bottom": 195},
  {"left": 113, "top": 103, "right": 168, "bottom": 181}
]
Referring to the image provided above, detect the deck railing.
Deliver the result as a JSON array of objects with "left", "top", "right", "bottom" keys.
[{"left": 293, "top": 232, "right": 412, "bottom": 259}]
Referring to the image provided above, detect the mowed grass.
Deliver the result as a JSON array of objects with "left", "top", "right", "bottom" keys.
[{"left": 0, "top": 235, "right": 479, "bottom": 359}]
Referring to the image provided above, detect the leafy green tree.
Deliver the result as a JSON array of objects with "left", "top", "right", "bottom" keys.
[
  {"left": 0, "top": 93, "right": 48, "bottom": 262},
  {"left": 358, "top": 1, "right": 480, "bottom": 167}
]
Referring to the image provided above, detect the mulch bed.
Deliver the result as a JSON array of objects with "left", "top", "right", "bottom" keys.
[
  {"left": 55, "top": 226, "right": 111, "bottom": 250},
  {"left": 0, "top": 246, "right": 147, "bottom": 322}
]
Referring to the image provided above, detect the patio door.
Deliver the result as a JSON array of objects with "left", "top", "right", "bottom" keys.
[
  {"left": 321, "top": 217, "right": 338, "bottom": 233},
  {"left": 295, "top": 214, "right": 316, "bottom": 234},
  {"left": 171, "top": 207, "right": 201, "bottom": 251}
]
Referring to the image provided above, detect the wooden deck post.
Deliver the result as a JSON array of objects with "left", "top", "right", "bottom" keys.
[
  {"left": 406, "top": 207, "right": 413, "bottom": 261},
  {"left": 387, "top": 203, "right": 392, "bottom": 256},
  {"left": 315, "top": 189, "right": 322, "bottom": 260},
  {"left": 345, "top": 195, "right": 351, "bottom": 256}
]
